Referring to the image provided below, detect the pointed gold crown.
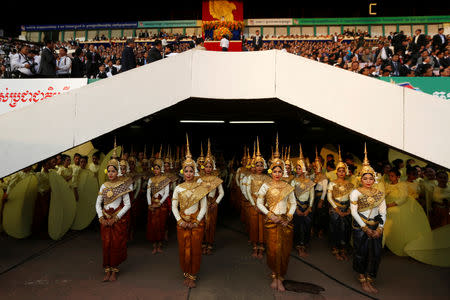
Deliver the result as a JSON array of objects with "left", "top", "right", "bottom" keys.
[
  {"left": 241, "top": 145, "right": 247, "bottom": 165},
  {"left": 150, "top": 145, "right": 155, "bottom": 159},
  {"left": 154, "top": 144, "right": 163, "bottom": 167},
  {"left": 314, "top": 147, "right": 322, "bottom": 172},
  {"left": 164, "top": 145, "right": 171, "bottom": 163},
  {"left": 269, "top": 133, "right": 284, "bottom": 170},
  {"left": 251, "top": 141, "right": 256, "bottom": 166},
  {"left": 296, "top": 143, "right": 306, "bottom": 171},
  {"left": 285, "top": 146, "right": 292, "bottom": 166},
  {"left": 359, "top": 143, "right": 375, "bottom": 177},
  {"left": 142, "top": 145, "right": 148, "bottom": 163},
  {"left": 255, "top": 136, "right": 265, "bottom": 164},
  {"left": 182, "top": 134, "right": 196, "bottom": 169},
  {"left": 197, "top": 142, "right": 205, "bottom": 166},
  {"left": 204, "top": 138, "right": 215, "bottom": 166},
  {"left": 336, "top": 145, "right": 348, "bottom": 173},
  {"left": 107, "top": 136, "right": 119, "bottom": 170}
]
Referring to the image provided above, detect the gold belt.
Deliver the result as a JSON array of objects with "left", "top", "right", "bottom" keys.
[
  {"left": 334, "top": 199, "right": 349, "bottom": 208},
  {"left": 358, "top": 213, "right": 378, "bottom": 226},
  {"left": 102, "top": 208, "right": 120, "bottom": 219}
]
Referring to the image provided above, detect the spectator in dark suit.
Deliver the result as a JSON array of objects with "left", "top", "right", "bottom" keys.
[
  {"left": 85, "top": 44, "right": 101, "bottom": 78},
  {"left": 252, "top": 30, "right": 263, "bottom": 50},
  {"left": 148, "top": 39, "right": 163, "bottom": 63},
  {"left": 121, "top": 38, "right": 136, "bottom": 72},
  {"left": 71, "top": 48, "right": 85, "bottom": 78},
  {"left": 392, "top": 31, "right": 406, "bottom": 54},
  {"left": 411, "top": 29, "right": 428, "bottom": 55},
  {"left": 38, "top": 39, "right": 56, "bottom": 78},
  {"left": 432, "top": 28, "right": 447, "bottom": 51},
  {"left": 106, "top": 60, "right": 118, "bottom": 77},
  {"left": 96, "top": 64, "right": 108, "bottom": 79}
]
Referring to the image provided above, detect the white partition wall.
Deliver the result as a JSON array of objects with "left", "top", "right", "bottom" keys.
[{"left": 0, "top": 50, "right": 449, "bottom": 177}]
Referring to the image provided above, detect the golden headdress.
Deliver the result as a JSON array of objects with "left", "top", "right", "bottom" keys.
[
  {"left": 241, "top": 146, "right": 247, "bottom": 166},
  {"left": 250, "top": 141, "right": 256, "bottom": 167},
  {"left": 284, "top": 146, "right": 292, "bottom": 166},
  {"left": 150, "top": 145, "right": 155, "bottom": 159},
  {"left": 197, "top": 142, "right": 205, "bottom": 166},
  {"left": 269, "top": 134, "right": 284, "bottom": 171},
  {"left": 154, "top": 144, "right": 164, "bottom": 169},
  {"left": 296, "top": 143, "right": 307, "bottom": 172},
  {"left": 246, "top": 146, "right": 252, "bottom": 168},
  {"left": 335, "top": 145, "right": 349, "bottom": 174},
  {"left": 254, "top": 137, "right": 266, "bottom": 168},
  {"left": 164, "top": 145, "right": 171, "bottom": 163},
  {"left": 204, "top": 138, "right": 216, "bottom": 169},
  {"left": 359, "top": 143, "right": 376, "bottom": 178},
  {"left": 313, "top": 147, "right": 322, "bottom": 173},
  {"left": 142, "top": 145, "right": 148, "bottom": 164},
  {"left": 182, "top": 134, "right": 197, "bottom": 170},
  {"left": 107, "top": 137, "right": 120, "bottom": 170}
]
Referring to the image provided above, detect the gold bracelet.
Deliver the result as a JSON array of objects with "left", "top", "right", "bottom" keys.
[
  {"left": 286, "top": 214, "right": 293, "bottom": 221},
  {"left": 177, "top": 219, "right": 184, "bottom": 226},
  {"left": 361, "top": 226, "right": 369, "bottom": 233},
  {"left": 376, "top": 227, "right": 383, "bottom": 234}
]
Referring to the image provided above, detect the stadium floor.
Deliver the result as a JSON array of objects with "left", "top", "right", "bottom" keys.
[{"left": 0, "top": 215, "right": 448, "bottom": 300}]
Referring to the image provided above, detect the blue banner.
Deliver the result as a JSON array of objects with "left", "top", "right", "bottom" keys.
[{"left": 21, "top": 22, "right": 138, "bottom": 31}]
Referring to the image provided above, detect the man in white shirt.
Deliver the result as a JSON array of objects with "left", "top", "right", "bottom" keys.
[
  {"left": 10, "top": 45, "right": 35, "bottom": 78},
  {"left": 56, "top": 47, "right": 71, "bottom": 77},
  {"left": 220, "top": 35, "right": 229, "bottom": 51}
]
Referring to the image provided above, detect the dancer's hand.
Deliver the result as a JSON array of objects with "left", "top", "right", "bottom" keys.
[
  {"left": 296, "top": 208, "right": 303, "bottom": 216},
  {"left": 304, "top": 208, "right": 311, "bottom": 217},
  {"left": 269, "top": 214, "right": 281, "bottom": 224},
  {"left": 318, "top": 200, "right": 324, "bottom": 209}
]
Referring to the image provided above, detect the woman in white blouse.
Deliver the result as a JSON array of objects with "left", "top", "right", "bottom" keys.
[
  {"left": 349, "top": 145, "right": 386, "bottom": 294},
  {"left": 95, "top": 157, "right": 132, "bottom": 282},
  {"left": 172, "top": 135, "right": 209, "bottom": 288},
  {"left": 146, "top": 157, "right": 170, "bottom": 254},
  {"left": 256, "top": 135, "right": 296, "bottom": 292}
]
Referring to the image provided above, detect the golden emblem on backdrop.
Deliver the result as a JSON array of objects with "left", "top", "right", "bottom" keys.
[{"left": 209, "top": 0, "right": 236, "bottom": 21}]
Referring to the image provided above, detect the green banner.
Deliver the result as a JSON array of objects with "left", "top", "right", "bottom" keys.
[
  {"left": 292, "top": 15, "right": 450, "bottom": 26},
  {"left": 138, "top": 20, "right": 198, "bottom": 28},
  {"left": 378, "top": 77, "right": 450, "bottom": 100}
]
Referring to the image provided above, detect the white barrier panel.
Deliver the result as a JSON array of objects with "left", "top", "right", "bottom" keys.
[
  {"left": 191, "top": 50, "right": 276, "bottom": 100},
  {"left": 404, "top": 88, "right": 450, "bottom": 168},
  {"left": 275, "top": 51, "right": 404, "bottom": 150},
  {"left": 0, "top": 79, "right": 87, "bottom": 115}
]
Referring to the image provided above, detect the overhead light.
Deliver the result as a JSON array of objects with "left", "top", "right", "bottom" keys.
[
  {"left": 180, "top": 120, "right": 225, "bottom": 123},
  {"left": 229, "top": 121, "right": 275, "bottom": 124}
]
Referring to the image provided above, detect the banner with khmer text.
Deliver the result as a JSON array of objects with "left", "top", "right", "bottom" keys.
[{"left": 0, "top": 79, "right": 87, "bottom": 115}]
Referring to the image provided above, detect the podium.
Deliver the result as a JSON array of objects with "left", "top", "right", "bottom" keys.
[{"left": 204, "top": 41, "right": 242, "bottom": 52}]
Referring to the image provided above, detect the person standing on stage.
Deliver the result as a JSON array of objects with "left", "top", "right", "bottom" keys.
[{"left": 220, "top": 35, "right": 230, "bottom": 51}]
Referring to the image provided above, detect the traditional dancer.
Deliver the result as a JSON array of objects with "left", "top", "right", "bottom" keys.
[
  {"left": 146, "top": 155, "right": 170, "bottom": 254},
  {"left": 291, "top": 144, "right": 315, "bottom": 257},
  {"left": 256, "top": 135, "right": 296, "bottom": 292},
  {"left": 199, "top": 139, "right": 224, "bottom": 255},
  {"left": 327, "top": 146, "right": 353, "bottom": 261},
  {"left": 350, "top": 145, "right": 386, "bottom": 294},
  {"left": 172, "top": 135, "right": 208, "bottom": 288},
  {"left": 312, "top": 148, "right": 329, "bottom": 238},
  {"left": 95, "top": 154, "right": 132, "bottom": 282},
  {"left": 246, "top": 137, "right": 270, "bottom": 258}
]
